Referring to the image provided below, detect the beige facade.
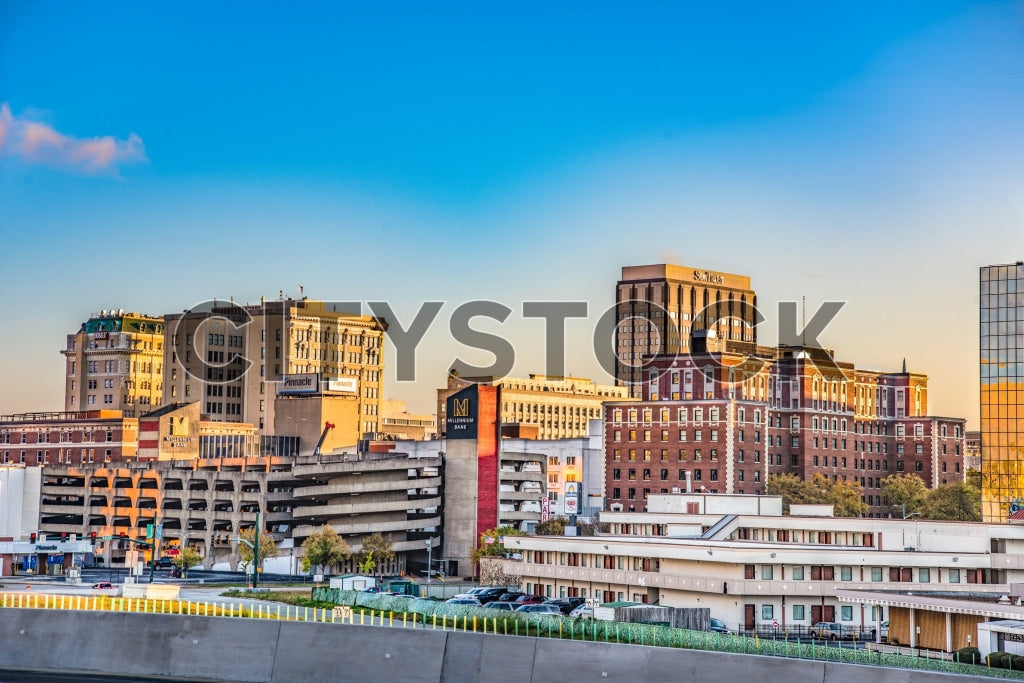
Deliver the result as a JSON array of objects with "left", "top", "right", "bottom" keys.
[
  {"left": 502, "top": 494, "right": 1024, "bottom": 633},
  {"left": 162, "top": 298, "right": 385, "bottom": 436},
  {"left": 437, "top": 373, "right": 628, "bottom": 440},
  {"left": 380, "top": 399, "right": 437, "bottom": 440},
  {"left": 138, "top": 402, "right": 259, "bottom": 461},
  {"left": 63, "top": 311, "right": 164, "bottom": 416},
  {"left": 273, "top": 393, "right": 360, "bottom": 455}
]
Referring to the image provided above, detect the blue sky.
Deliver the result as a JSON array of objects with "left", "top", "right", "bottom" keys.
[{"left": 2, "top": 1, "right": 1023, "bottom": 424}]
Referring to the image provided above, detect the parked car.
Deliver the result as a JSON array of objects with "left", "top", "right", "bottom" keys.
[
  {"left": 516, "top": 595, "right": 546, "bottom": 605},
  {"left": 870, "top": 620, "right": 890, "bottom": 641},
  {"left": 445, "top": 597, "right": 482, "bottom": 607},
  {"left": 569, "top": 605, "right": 594, "bottom": 619},
  {"left": 709, "top": 617, "right": 731, "bottom": 634},
  {"left": 809, "top": 622, "right": 855, "bottom": 640},
  {"left": 516, "top": 604, "right": 561, "bottom": 615},
  {"left": 360, "top": 586, "right": 382, "bottom": 593},
  {"left": 485, "top": 601, "right": 520, "bottom": 611},
  {"left": 499, "top": 592, "right": 526, "bottom": 602},
  {"left": 91, "top": 582, "right": 113, "bottom": 590},
  {"left": 475, "top": 588, "right": 508, "bottom": 604},
  {"left": 543, "top": 597, "right": 585, "bottom": 615}
]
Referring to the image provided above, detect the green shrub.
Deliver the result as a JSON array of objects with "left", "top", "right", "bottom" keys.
[
  {"left": 988, "top": 651, "right": 1010, "bottom": 669},
  {"left": 1008, "top": 654, "right": 1024, "bottom": 671},
  {"left": 952, "top": 646, "right": 981, "bottom": 665}
]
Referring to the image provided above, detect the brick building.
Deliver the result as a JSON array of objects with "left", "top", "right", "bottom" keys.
[
  {"left": 604, "top": 341, "right": 965, "bottom": 517},
  {"left": 0, "top": 411, "right": 138, "bottom": 466}
]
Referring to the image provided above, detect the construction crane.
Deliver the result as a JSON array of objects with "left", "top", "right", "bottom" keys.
[{"left": 313, "top": 421, "right": 335, "bottom": 456}]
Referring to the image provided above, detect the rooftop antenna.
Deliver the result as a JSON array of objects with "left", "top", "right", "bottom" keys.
[{"left": 801, "top": 296, "right": 806, "bottom": 347}]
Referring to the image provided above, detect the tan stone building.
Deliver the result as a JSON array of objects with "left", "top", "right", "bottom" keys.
[
  {"left": 615, "top": 264, "right": 758, "bottom": 393},
  {"left": 137, "top": 403, "right": 260, "bottom": 461},
  {"left": 63, "top": 310, "right": 165, "bottom": 416},
  {"left": 162, "top": 297, "right": 385, "bottom": 436},
  {"left": 380, "top": 399, "right": 437, "bottom": 440},
  {"left": 436, "top": 373, "right": 629, "bottom": 440}
]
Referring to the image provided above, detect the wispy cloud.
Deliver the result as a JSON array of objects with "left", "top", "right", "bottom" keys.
[{"left": 0, "top": 103, "right": 147, "bottom": 174}]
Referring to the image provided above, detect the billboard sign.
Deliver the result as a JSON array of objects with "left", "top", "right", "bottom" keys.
[
  {"left": 445, "top": 385, "right": 478, "bottom": 440},
  {"left": 565, "top": 481, "right": 580, "bottom": 515},
  {"left": 279, "top": 373, "right": 319, "bottom": 394},
  {"left": 326, "top": 377, "right": 358, "bottom": 393}
]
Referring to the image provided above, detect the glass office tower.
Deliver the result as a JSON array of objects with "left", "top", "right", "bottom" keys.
[{"left": 981, "top": 262, "right": 1024, "bottom": 522}]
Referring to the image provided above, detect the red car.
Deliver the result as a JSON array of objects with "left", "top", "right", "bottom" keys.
[
  {"left": 92, "top": 582, "right": 113, "bottom": 589},
  {"left": 516, "top": 595, "right": 545, "bottom": 605}
]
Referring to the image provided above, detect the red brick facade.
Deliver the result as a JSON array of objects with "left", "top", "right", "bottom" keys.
[
  {"left": 605, "top": 346, "right": 966, "bottom": 517},
  {"left": 0, "top": 411, "right": 138, "bottom": 466}
]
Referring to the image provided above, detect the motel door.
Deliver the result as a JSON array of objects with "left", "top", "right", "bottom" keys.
[
  {"left": 811, "top": 605, "right": 822, "bottom": 624},
  {"left": 823, "top": 605, "right": 835, "bottom": 622},
  {"left": 744, "top": 604, "right": 755, "bottom": 631}
]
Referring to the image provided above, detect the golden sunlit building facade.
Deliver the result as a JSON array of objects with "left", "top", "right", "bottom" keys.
[{"left": 981, "top": 262, "right": 1024, "bottom": 522}]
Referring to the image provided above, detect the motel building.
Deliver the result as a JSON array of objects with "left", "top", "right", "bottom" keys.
[{"left": 500, "top": 493, "right": 1024, "bottom": 642}]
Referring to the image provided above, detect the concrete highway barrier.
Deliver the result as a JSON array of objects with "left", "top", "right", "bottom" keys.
[{"left": 0, "top": 609, "right": 992, "bottom": 682}]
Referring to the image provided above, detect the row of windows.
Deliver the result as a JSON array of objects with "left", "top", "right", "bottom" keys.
[{"left": 0, "top": 431, "right": 115, "bottom": 444}]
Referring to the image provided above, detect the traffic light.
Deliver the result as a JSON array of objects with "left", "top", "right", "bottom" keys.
[
  {"left": 61, "top": 532, "right": 67, "bottom": 542},
  {"left": 90, "top": 531, "right": 97, "bottom": 543},
  {"left": 29, "top": 533, "right": 36, "bottom": 543}
]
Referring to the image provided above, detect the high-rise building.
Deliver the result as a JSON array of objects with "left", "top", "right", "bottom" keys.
[
  {"left": 980, "top": 262, "right": 1024, "bottom": 523},
  {"left": 62, "top": 311, "right": 165, "bottom": 415},
  {"left": 163, "top": 297, "right": 385, "bottom": 435},
  {"left": 615, "top": 264, "right": 758, "bottom": 394}
]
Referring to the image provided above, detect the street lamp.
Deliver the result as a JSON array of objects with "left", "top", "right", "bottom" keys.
[
  {"left": 425, "top": 538, "right": 433, "bottom": 595},
  {"left": 231, "top": 510, "right": 261, "bottom": 590}
]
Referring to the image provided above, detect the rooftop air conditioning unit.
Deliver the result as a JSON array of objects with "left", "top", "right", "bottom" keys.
[
  {"left": 671, "top": 486, "right": 680, "bottom": 494},
  {"left": 610, "top": 503, "right": 623, "bottom": 512}
]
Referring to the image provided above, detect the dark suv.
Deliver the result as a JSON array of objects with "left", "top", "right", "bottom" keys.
[
  {"left": 475, "top": 588, "right": 508, "bottom": 605},
  {"left": 544, "top": 597, "right": 585, "bottom": 615}
]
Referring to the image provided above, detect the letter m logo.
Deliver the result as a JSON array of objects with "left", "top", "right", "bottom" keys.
[{"left": 453, "top": 399, "right": 470, "bottom": 417}]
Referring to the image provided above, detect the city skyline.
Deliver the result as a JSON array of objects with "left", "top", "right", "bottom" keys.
[{"left": 4, "top": 2, "right": 1024, "bottom": 426}]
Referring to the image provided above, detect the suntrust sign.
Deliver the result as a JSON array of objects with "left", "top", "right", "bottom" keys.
[
  {"left": 279, "top": 373, "right": 319, "bottom": 394},
  {"left": 693, "top": 270, "right": 725, "bottom": 284}
]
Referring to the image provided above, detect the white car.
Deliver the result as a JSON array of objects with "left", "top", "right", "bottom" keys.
[
  {"left": 445, "top": 597, "right": 482, "bottom": 606},
  {"left": 569, "top": 605, "right": 594, "bottom": 619}
]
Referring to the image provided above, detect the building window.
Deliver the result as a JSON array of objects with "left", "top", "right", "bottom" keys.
[
  {"left": 761, "top": 565, "right": 773, "bottom": 580},
  {"left": 761, "top": 605, "right": 773, "bottom": 620},
  {"left": 840, "top": 567, "right": 852, "bottom": 581},
  {"left": 948, "top": 568, "right": 960, "bottom": 583},
  {"left": 793, "top": 605, "right": 805, "bottom": 620},
  {"left": 791, "top": 566, "right": 804, "bottom": 580},
  {"left": 871, "top": 567, "right": 883, "bottom": 582},
  {"left": 840, "top": 606, "right": 853, "bottom": 622},
  {"left": 919, "top": 568, "right": 930, "bottom": 583}
]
